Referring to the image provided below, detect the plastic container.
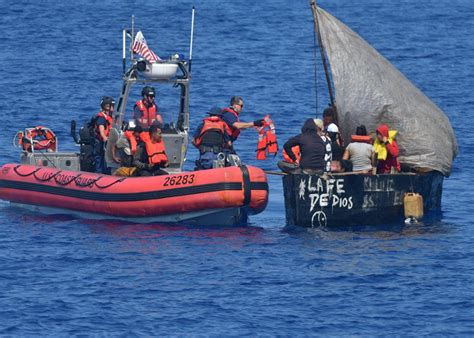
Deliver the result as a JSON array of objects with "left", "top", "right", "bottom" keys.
[{"left": 404, "top": 193, "right": 424, "bottom": 219}]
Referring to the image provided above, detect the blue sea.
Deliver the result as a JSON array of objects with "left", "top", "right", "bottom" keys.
[{"left": 0, "top": 0, "right": 473, "bottom": 335}]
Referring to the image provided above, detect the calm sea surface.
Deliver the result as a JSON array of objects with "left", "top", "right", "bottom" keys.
[{"left": 0, "top": 0, "right": 472, "bottom": 335}]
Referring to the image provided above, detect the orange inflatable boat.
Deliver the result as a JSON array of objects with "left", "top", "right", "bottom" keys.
[{"left": 0, "top": 164, "right": 268, "bottom": 226}]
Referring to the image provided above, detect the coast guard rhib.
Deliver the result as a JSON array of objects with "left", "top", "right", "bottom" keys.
[{"left": 0, "top": 13, "right": 268, "bottom": 226}]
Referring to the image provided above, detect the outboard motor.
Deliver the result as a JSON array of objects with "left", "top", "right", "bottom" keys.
[{"left": 71, "top": 119, "right": 97, "bottom": 172}]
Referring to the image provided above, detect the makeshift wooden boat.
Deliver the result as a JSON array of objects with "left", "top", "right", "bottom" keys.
[
  {"left": 283, "top": 1, "right": 457, "bottom": 227},
  {"left": 283, "top": 172, "right": 442, "bottom": 227},
  {"left": 0, "top": 13, "right": 269, "bottom": 226}
]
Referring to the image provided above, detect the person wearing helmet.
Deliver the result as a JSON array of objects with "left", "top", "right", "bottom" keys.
[
  {"left": 95, "top": 96, "right": 115, "bottom": 174},
  {"left": 133, "top": 86, "right": 163, "bottom": 129}
]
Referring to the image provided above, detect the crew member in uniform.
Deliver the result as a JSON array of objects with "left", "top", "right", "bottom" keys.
[
  {"left": 133, "top": 86, "right": 163, "bottom": 129},
  {"left": 220, "top": 96, "right": 265, "bottom": 153},
  {"left": 95, "top": 96, "right": 115, "bottom": 174},
  {"left": 192, "top": 107, "right": 230, "bottom": 170},
  {"left": 133, "top": 124, "right": 169, "bottom": 176}
]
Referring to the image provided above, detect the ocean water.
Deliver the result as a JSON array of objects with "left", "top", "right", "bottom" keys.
[{"left": 0, "top": 0, "right": 473, "bottom": 335}]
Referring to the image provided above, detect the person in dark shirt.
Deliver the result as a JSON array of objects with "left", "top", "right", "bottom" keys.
[
  {"left": 327, "top": 123, "right": 344, "bottom": 172},
  {"left": 280, "top": 118, "right": 329, "bottom": 175},
  {"left": 220, "top": 96, "right": 265, "bottom": 153}
]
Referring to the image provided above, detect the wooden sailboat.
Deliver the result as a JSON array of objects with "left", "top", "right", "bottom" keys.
[{"left": 282, "top": 1, "right": 458, "bottom": 227}]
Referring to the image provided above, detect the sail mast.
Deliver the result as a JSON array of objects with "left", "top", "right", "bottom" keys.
[{"left": 309, "top": 0, "right": 338, "bottom": 123}]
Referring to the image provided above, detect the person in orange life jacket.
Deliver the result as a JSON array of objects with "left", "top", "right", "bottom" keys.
[
  {"left": 113, "top": 125, "right": 144, "bottom": 168},
  {"left": 373, "top": 124, "right": 400, "bottom": 174},
  {"left": 133, "top": 86, "right": 163, "bottom": 129},
  {"left": 192, "top": 107, "right": 231, "bottom": 170},
  {"left": 95, "top": 96, "right": 115, "bottom": 174},
  {"left": 279, "top": 118, "right": 331, "bottom": 175},
  {"left": 220, "top": 96, "right": 265, "bottom": 153},
  {"left": 133, "top": 124, "right": 169, "bottom": 176}
]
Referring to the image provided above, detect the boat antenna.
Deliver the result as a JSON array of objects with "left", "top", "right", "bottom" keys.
[
  {"left": 309, "top": 0, "right": 338, "bottom": 123},
  {"left": 130, "top": 15, "right": 135, "bottom": 61},
  {"left": 122, "top": 29, "right": 126, "bottom": 74},
  {"left": 188, "top": 6, "right": 195, "bottom": 73}
]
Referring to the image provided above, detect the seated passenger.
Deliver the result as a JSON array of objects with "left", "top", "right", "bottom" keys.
[
  {"left": 192, "top": 107, "right": 230, "bottom": 170},
  {"left": 133, "top": 125, "right": 169, "bottom": 176},
  {"left": 342, "top": 125, "right": 374, "bottom": 173},
  {"left": 279, "top": 118, "right": 331, "bottom": 175},
  {"left": 373, "top": 124, "right": 400, "bottom": 174},
  {"left": 327, "top": 123, "right": 344, "bottom": 172},
  {"left": 111, "top": 126, "right": 144, "bottom": 176}
]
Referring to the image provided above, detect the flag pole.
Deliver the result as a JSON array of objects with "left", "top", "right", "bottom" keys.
[{"left": 188, "top": 6, "right": 195, "bottom": 73}]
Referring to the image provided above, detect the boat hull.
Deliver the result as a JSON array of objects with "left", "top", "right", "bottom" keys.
[
  {"left": 282, "top": 172, "right": 443, "bottom": 227},
  {"left": 0, "top": 164, "right": 268, "bottom": 226}
]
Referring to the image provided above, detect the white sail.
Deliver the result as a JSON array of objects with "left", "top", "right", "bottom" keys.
[{"left": 316, "top": 7, "right": 458, "bottom": 176}]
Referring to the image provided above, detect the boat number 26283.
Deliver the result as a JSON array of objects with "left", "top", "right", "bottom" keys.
[{"left": 163, "top": 174, "right": 195, "bottom": 187}]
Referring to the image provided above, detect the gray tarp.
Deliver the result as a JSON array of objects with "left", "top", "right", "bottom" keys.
[{"left": 317, "top": 7, "right": 458, "bottom": 176}]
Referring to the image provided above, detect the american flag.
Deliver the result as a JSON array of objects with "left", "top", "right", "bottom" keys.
[{"left": 132, "top": 31, "right": 161, "bottom": 63}]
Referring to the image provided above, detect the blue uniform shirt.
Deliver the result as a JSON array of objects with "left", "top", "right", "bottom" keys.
[{"left": 221, "top": 111, "right": 239, "bottom": 141}]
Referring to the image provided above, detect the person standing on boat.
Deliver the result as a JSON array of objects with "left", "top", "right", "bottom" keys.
[
  {"left": 133, "top": 124, "right": 169, "bottom": 176},
  {"left": 220, "top": 96, "right": 265, "bottom": 153},
  {"left": 133, "top": 86, "right": 163, "bottom": 129},
  {"left": 342, "top": 125, "right": 374, "bottom": 173},
  {"left": 192, "top": 107, "right": 231, "bottom": 170},
  {"left": 323, "top": 106, "right": 337, "bottom": 130},
  {"left": 279, "top": 118, "right": 330, "bottom": 175},
  {"left": 373, "top": 124, "right": 400, "bottom": 174},
  {"left": 95, "top": 96, "right": 115, "bottom": 174}
]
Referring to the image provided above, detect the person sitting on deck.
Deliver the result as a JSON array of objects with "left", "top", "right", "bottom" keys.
[
  {"left": 133, "top": 86, "right": 163, "bottom": 129},
  {"left": 327, "top": 123, "right": 344, "bottom": 172},
  {"left": 111, "top": 126, "right": 144, "bottom": 176},
  {"left": 278, "top": 118, "right": 331, "bottom": 175},
  {"left": 192, "top": 107, "right": 231, "bottom": 170},
  {"left": 342, "top": 125, "right": 374, "bottom": 173},
  {"left": 133, "top": 125, "right": 169, "bottom": 176},
  {"left": 373, "top": 124, "right": 400, "bottom": 174}
]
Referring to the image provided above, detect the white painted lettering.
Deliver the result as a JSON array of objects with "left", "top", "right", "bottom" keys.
[
  {"left": 336, "top": 179, "right": 345, "bottom": 194},
  {"left": 320, "top": 193, "right": 329, "bottom": 207}
]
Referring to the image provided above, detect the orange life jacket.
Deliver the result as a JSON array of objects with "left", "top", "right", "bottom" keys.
[
  {"left": 193, "top": 116, "right": 227, "bottom": 147},
  {"left": 17, "top": 126, "right": 57, "bottom": 152},
  {"left": 135, "top": 100, "right": 162, "bottom": 127},
  {"left": 96, "top": 111, "right": 113, "bottom": 142},
  {"left": 256, "top": 115, "right": 278, "bottom": 160},
  {"left": 282, "top": 146, "right": 301, "bottom": 163},
  {"left": 143, "top": 137, "right": 168, "bottom": 165},
  {"left": 123, "top": 131, "right": 143, "bottom": 155},
  {"left": 221, "top": 107, "right": 241, "bottom": 141},
  {"left": 351, "top": 135, "right": 372, "bottom": 144}
]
